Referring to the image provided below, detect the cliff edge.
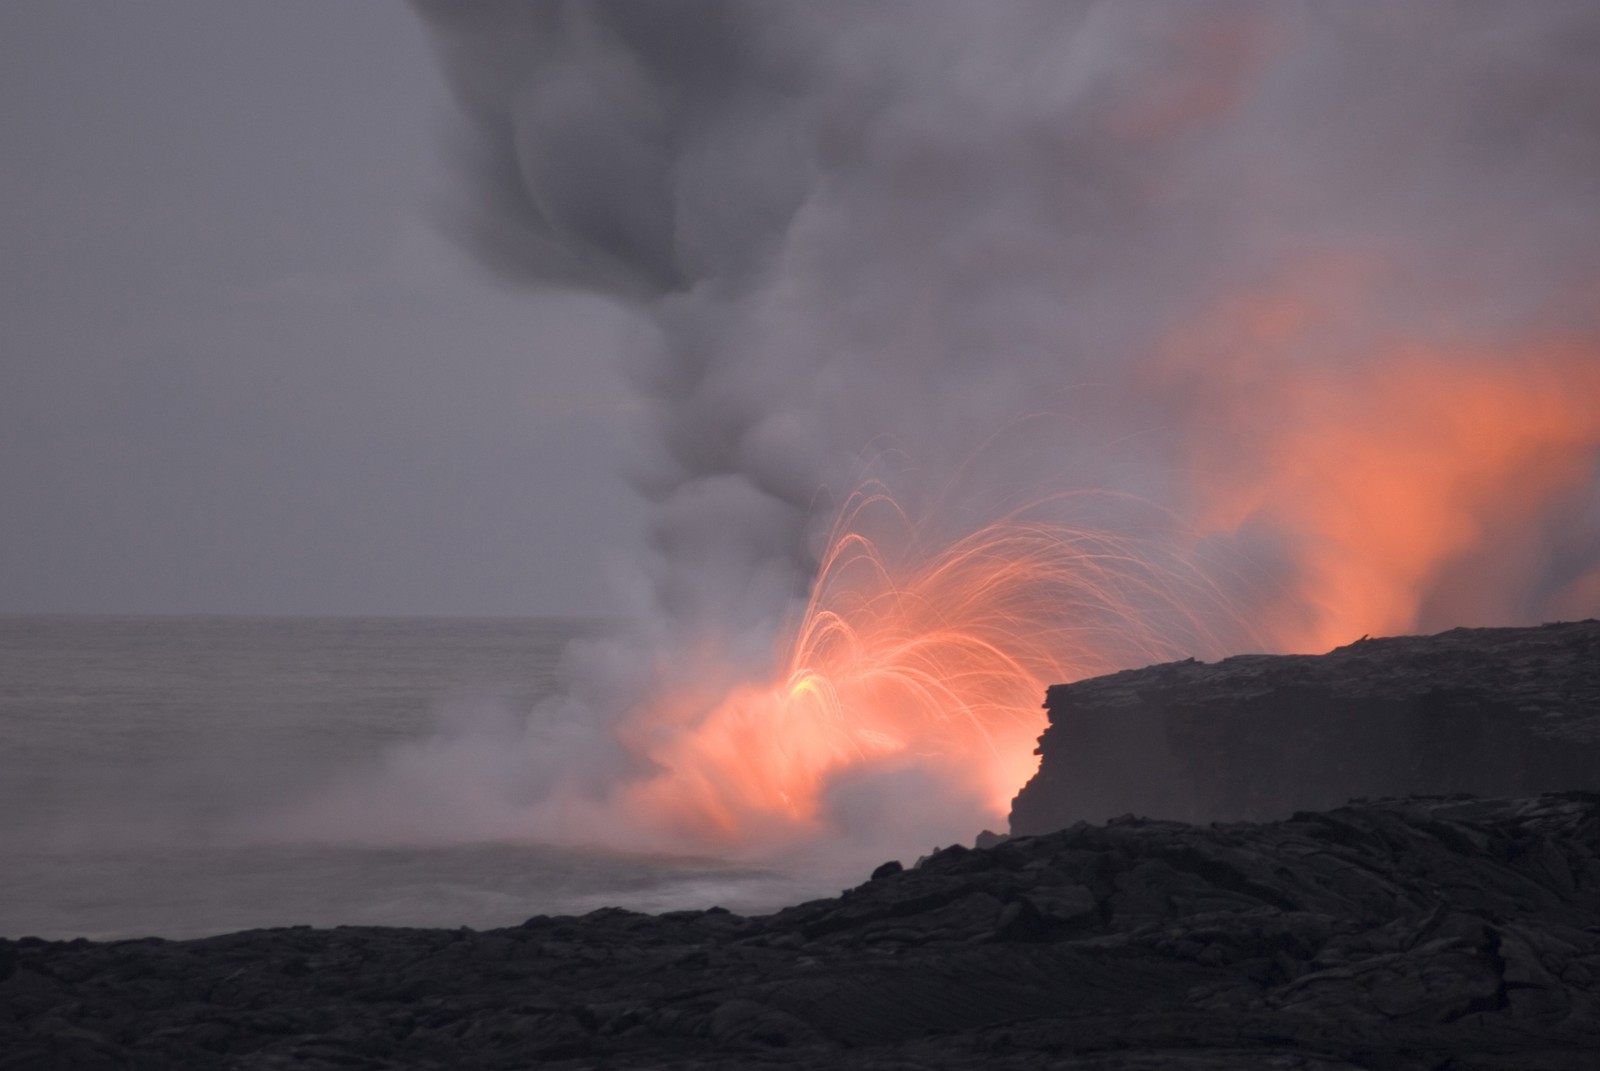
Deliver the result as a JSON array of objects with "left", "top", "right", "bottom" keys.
[{"left": 1011, "top": 619, "right": 1600, "bottom": 835}]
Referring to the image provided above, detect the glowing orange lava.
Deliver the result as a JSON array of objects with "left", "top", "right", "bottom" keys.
[
  {"left": 618, "top": 269, "right": 1600, "bottom": 849},
  {"left": 625, "top": 489, "right": 1234, "bottom": 844}
]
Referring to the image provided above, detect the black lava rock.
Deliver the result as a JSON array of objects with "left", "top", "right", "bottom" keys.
[
  {"left": 1012, "top": 619, "right": 1600, "bottom": 834},
  {"left": 4, "top": 793, "right": 1600, "bottom": 1068}
]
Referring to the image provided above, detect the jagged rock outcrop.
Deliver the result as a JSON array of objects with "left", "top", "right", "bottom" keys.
[
  {"left": 1012, "top": 619, "right": 1600, "bottom": 835},
  {"left": 5, "top": 793, "right": 1600, "bottom": 1069}
]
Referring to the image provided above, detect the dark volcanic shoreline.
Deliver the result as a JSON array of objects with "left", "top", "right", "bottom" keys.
[
  {"left": 7, "top": 620, "right": 1600, "bottom": 1069},
  {"left": 6, "top": 793, "right": 1600, "bottom": 1069}
]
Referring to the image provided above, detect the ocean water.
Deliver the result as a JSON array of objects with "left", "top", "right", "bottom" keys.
[{"left": 0, "top": 616, "right": 822, "bottom": 941}]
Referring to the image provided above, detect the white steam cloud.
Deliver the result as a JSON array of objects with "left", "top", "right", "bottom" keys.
[{"left": 368, "top": 0, "right": 1600, "bottom": 853}]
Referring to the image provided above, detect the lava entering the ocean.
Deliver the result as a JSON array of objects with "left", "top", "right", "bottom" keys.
[
  {"left": 619, "top": 324, "right": 1600, "bottom": 849},
  {"left": 623, "top": 488, "right": 1236, "bottom": 845},
  {"left": 404, "top": 0, "right": 1600, "bottom": 859}
]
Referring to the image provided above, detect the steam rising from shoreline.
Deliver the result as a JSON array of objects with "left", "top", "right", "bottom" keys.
[{"left": 389, "top": 1, "right": 1600, "bottom": 852}]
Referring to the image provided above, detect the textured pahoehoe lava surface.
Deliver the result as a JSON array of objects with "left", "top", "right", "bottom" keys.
[
  {"left": 5, "top": 793, "right": 1600, "bottom": 1068},
  {"left": 1012, "top": 619, "right": 1600, "bottom": 835}
]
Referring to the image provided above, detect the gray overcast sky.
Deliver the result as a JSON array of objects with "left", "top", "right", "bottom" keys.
[{"left": 1, "top": 1, "right": 644, "bottom": 616}]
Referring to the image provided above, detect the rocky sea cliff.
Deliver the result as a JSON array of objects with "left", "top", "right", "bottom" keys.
[{"left": 6, "top": 621, "right": 1599, "bottom": 1069}]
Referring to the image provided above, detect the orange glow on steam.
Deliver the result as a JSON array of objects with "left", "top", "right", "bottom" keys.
[
  {"left": 1158, "top": 268, "right": 1600, "bottom": 649},
  {"left": 624, "top": 491, "right": 1229, "bottom": 844},
  {"left": 617, "top": 277, "right": 1600, "bottom": 849},
  {"left": 1192, "top": 345, "right": 1600, "bottom": 648}
]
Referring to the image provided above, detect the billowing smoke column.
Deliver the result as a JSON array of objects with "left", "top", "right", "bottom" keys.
[{"left": 404, "top": 1, "right": 1600, "bottom": 852}]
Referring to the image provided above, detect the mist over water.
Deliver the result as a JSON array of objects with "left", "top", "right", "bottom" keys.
[
  {"left": 383, "top": 2, "right": 1600, "bottom": 858},
  {"left": 0, "top": 617, "right": 811, "bottom": 940}
]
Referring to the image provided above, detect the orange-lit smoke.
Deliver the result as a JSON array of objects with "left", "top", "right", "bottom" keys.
[
  {"left": 409, "top": 2, "right": 1600, "bottom": 858},
  {"left": 1199, "top": 347, "right": 1600, "bottom": 649},
  {"left": 619, "top": 309, "right": 1600, "bottom": 849},
  {"left": 621, "top": 489, "right": 1237, "bottom": 844},
  {"left": 1160, "top": 269, "right": 1600, "bottom": 650}
]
